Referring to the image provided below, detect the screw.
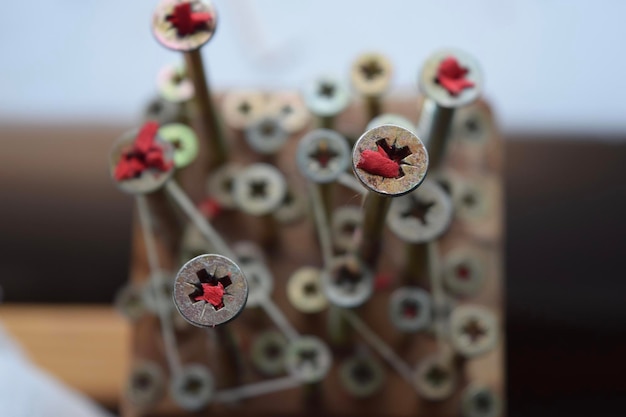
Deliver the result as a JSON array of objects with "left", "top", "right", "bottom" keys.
[
  {"left": 125, "top": 360, "right": 166, "bottom": 408},
  {"left": 321, "top": 255, "right": 374, "bottom": 308},
  {"left": 449, "top": 305, "right": 499, "bottom": 358},
  {"left": 350, "top": 52, "right": 393, "bottom": 120},
  {"left": 302, "top": 75, "right": 351, "bottom": 128},
  {"left": 287, "top": 267, "right": 329, "bottom": 314},
  {"left": 367, "top": 113, "right": 417, "bottom": 134},
  {"left": 330, "top": 205, "right": 362, "bottom": 253},
  {"left": 414, "top": 353, "right": 457, "bottom": 400},
  {"left": 114, "top": 282, "right": 147, "bottom": 322},
  {"left": 273, "top": 184, "right": 307, "bottom": 225},
  {"left": 417, "top": 48, "right": 483, "bottom": 168},
  {"left": 233, "top": 163, "right": 287, "bottom": 216},
  {"left": 339, "top": 355, "right": 386, "bottom": 398},
  {"left": 169, "top": 364, "right": 214, "bottom": 411},
  {"left": 461, "top": 384, "right": 503, "bottom": 417},
  {"left": 352, "top": 124, "right": 428, "bottom": 267},
  {"left": 245, "top": 116, "right": 289, "bottom": 156},
  {"left": 109, "top": 125, "right": 175, "bottom": 195},
  {"left": 451, "top": 103, "right": 493, "bottom": 145},
  {"left": 267, "top": 91, "right": 312, "bottom": 134},
  {"left": 443, "top": 249, "right": 486, "bottom": 297},
  {"left": 144, "top": 96, "right": 185, "bottom": 125},
  {"left": 158, "top": 123, "right": 199, "bottom": 169},
  {"left": 251, "top": 330, "right": 288, "bottom": 377},
  {"left": 388, "top": 287, "right": 432, "bottom": 333},
  {"left": 157, "top": 63, "right": 194, "bottom": 103},
  {"left": 232, "top": 240, "right": 266, "bottom": 265},
  {"left": 240, "top": 261, "right": 273, "bottom": 308},
  {"left": 153, "top": 0, "right": 227, "bottom": 166},
  {"left": 285, "top": 336, "right": 332, "bottom": 384},
  {"left": 455, "top": 178, "right": 490, "bottom": 221},
  {"left": 221, "top": 90, "right": 267, "bottom": 131},
  {"left": 141, "top": 270, "right": 176, "bottom": 316},
  {"left": 173, "top": 254, "right": 248, "bottom": 327},
  {"left": 205, "top": 162, "right": 241, "bottom": 210}
]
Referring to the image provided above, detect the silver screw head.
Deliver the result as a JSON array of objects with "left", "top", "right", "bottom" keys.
[
  {"left": 156, "top": 63, "right": 194, "bottom": 103},
  {"left": 232, "top": 240, "right": 266, "bottom": 266},
  {"left": 331, "top": 206, "right": 362, "bottom": 253},
  {"left": 273, "top": 185, "right": 308, "bottom": 225},
  {"left": 114, "top": 282, "right": 147, "bottom": 322},
  {"left": 451, "top": 104, "right": 492, "bottom": 145},
  {"left": 321, "top": 255, "right": 374, "bottom": 308},
  {"left": 296, "top": 129, "right": 350, "bottom": 184},
  {"left": 152, "top": 0, "right": 218, "bottom": 52},
  {"left": 461, "top": 384, "right": 503, "bottom": 417},
  {"left": 205, "top": 162, "right": 242, "bottom": 210},
  {"left": 302, "top": 75, "right": 351, "bottom": 118},
  {"left": 387, "top": 179, "right": 454, "bottom": 243},
  {"left": 233, "top": 163, "right": 287, "bottom": 216},
  {"left": 109, "top": 126, "right": 175, "bottom": 195},
  {"left": 159, "top": 123, "right": 199, "bottom": 168},
  {"left": 350, "top": 52, "right": 393, "bottom": 97},
  {"left": 245, "top": 116, "right": 289, "bottom": 155},
  {"left": 285, "top": 336, "right": 332, "bottom": 383},
  {"left": 143, "top": 96, "right": 183, "bottom": 125},
  {"left": 414, "top": 354, "right": 457, "bottom": 400},
  {"left": 449, "top": 305, "right": 499, "bottom": 358},
  {"left": 443, "top": 249, "right": 486, "bottom": 297},
  {"left": 221, "top": 90, "right": 267, "bottom": 130},
  {"left": 251, "top": 330, "right": 288, "bottom": 377},
  {"left": 388, "top": 287, "right": 432, "bottom": 333},
  {"left": 126, "top": 360, "right": 166, "bottom": 408},
  {"left": 339, "top": 355, "right": 386, "bottom": 398},
  {"left": 267, "top": 91, "right": 311, "bottom": 133},
  {"left": 287, "top": 267, "right": 329, "bottom": 314},
  {"left": 455, "top": 178, "right": 490, "bottom": 220},
  {"left": 352, "top": 124, "right": 428, "bottom": 196},
  {"left": 142, "top": 270, "right": 176, "bottom": 316},
  {"left": 173, "top": 254, "right": 248, "bottom": 328},
  {"left": 419, "top": 48, "right": 483, "bottom": 109},
  {"left": 367, "top": 113, "right": 417, "bottom": 133},
  {"left": 170, "top": 364, "right": 214, "bottom": 411},
  {"left": 241, "top": 261, "right": 273, "bottom": 308}
]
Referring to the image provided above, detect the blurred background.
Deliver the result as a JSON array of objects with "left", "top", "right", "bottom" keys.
[{"left": 0, "top": 0, "right": 625, "bottom": 416}]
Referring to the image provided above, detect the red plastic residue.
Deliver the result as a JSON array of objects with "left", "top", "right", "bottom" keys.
[
  {"left": 436, "top": 56, "right": 475, "bottom": 96},
  {"left": 114, "top": 121, "right": 173, "bottom": 181},
  {"left": 194, "top": 282, "right": 225, "bottom": 309},
  {"left": 166, "top": 2, "right": 212, "bottom": 37}
]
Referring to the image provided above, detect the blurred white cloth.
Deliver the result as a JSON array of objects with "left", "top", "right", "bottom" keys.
[{"left": 0, "top": 324, "right": 114, "bottom": 417}]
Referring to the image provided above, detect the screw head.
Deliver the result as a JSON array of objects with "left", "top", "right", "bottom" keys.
[
  {"left": 221, "top": 90, "right": 268, "bottom": 130},
  {"left": 461, "top": 384, "right": 503, "bottom": 417},
  {"left": 297, "top": 129, "right": 351, "bottom": 184},
  {"left": 205, "top": 162, "right": 241, "bottom": 210},
  {"left": 285, "top": 336, "right": 332, "bottom": 383},
  {"left": 414, "top": 354, "right": 457, "bottom": 400},
  {"left": 387, "top": 179, "right": 453, "bottom": 243},
  {"left": 159, "top": 123, "right": 199, "bottom": 168},
  {"left": 114, "top": 282, "right": 147, "bottom": 322},
  {"left": 109, "top": 127, "right": 175, "bottom": 195},
  {"left": 321, "top": 255, "right": 374, "bottom": 308},
  {"left": 157, "top": 63, "right": 194, "bottom": 103},
  {"left": 126, "top": 360, "right": 166, "bottom": 408},
  {"left": 142, "top": 270, "right": 176, "bottom": 316},
  {"left": 339, "top": 355, "right": 386, "bottom": 398},
  {"left": 352, "top": 124, "right": 428, "bottom": 196},
  {"left": 350, "top": 52, "right": 393, "bottom": 97},
  {"left": 367, "top": 113, "right": 417, "bottom": 133},
  {"left": 233, "top": 163, "right": 287, "bottom": 216},
  {"left": 419, "top": 48, "right": 483, "bottom": 109},
  {"left": 245, "top": 116, "right": 289, "bottom": 155},
  {"left": 443, "top": 249, "right": 486, "bottom": 297},
  {"left": 152, "top": 0, "right": 218, "bottom": 52},
  {"left": 173, "top": 254, "right": 248, "bottom": 328},
  {"left": 144, "top": 96, "right": 183, "bottom": 125},
  {"left": 331, "top": 206, "right": 362, "bottom": 253},
  {"left": 449, "top": 305, "right": 499, "bottom": 358},
  {"left": 251, "top": 330, "right": 288, "bottom": 376},
  {"left": 388, "top": 287, "right": 432, "bottom": 333},
  {"left": 240, "top": 261, "right": 273, "bottom": 308},
  {"left": 455, "top": 178, "right": 490, "bottom": 220},
  {"left": 287, "top": 267, "right": 329, "bottom": 314},
  {"left": 273, "top": 185, "right": 307, "bottom": 225},
  {"left": 267, "top": 91, "right": 311, "bottom": 133},
  {"left": 451, "top": 104, "right": 492, "bottom": 145},
  {"left": 169, "top": 364, "right": 214, "bottom": 411},
  {"left": 302, "top": 75, "right": 351, "bottom": 118}
]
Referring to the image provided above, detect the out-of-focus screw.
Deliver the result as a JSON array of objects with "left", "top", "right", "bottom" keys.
[
  {"left": 141, "top": 270, "right": 176, "bottom": 316},
  {"left": 443, "top": 249, "right": 486, "bottom": 297},
  {"left": 245, "top": 116, "right": 289, "bottom": 156},
  {"left": 169, "top": 364, "right": 214, "bottom": 411},
  {"left": 285, "top": 336, "right": 332, "bottom": 384},
  {"left": 240, "top": 261, "right": 273, "bottom": 308},
  {"left": 157, "top": 63, "right": 194, "bottom": 103},
  {"left": 273, "top": 184, "right": 307, "bottom": 225},
  {"left": 173, "top": 254, "right": 248, "bottom": 327},
  {"left": 302, "top": 75, "right": 351, "bottom": 129},
  {"left": 233, "top": 163, "right": 287, "bottom": 216},
  {"left": 114, "top": 282, "right": 148, "bottom": 322},
  {"left": 339, "top": 354, "right": 386, "bottom": 398},
  {"left": 449, "top": 305, "right": 499, "bottom": 358},
  {"left": 251, "top": 330, "right": 288, "bottom": 377},
  {"left": 461, "top": 384, "right": 503, "bottom": 417},
  {"left": 455, "top": 178, "right": 489, "bottom": 221},
  {"left": 144, "top": 96, "right": 185, "bottom": 125},
  {"left": 331, "top": 205, "right": 363, "bottom": 253},
  {"left": 158, "top": 123, "right": 199, "bottom": 169},
  {"left": 267, "top": 91, "right": 312, "bottom": 134},
  {"left": 321, "top": 255, "right": 374, "bottom": 308},
  {"left": 414, "top": 353, "right": 457, "bottom": 400},
  {"left": 221, "top": 90, "right": 267, "bottom": 131},
  {"left": 451, "top": 103, "right": 492, "bottom": 145},
  {"left": 205, "top": 162, "right": 241, "bottom": 210},
  {"left": 418, "top": 48, "right": 482, "bottom": 168},
  {"left": 367, "top": 113, "right": 417, "bottom": 133},
  {"left": 125, "top": 360, "right": 166, "bottom": 408},
  {"left": 388, "top": 287, "right": 432, "bottom": 333},
  {"left": 287, "top": 267, "right": 329, "bottom": 314},
  {"left": 350, "top": 52, "right": 393, "bottom": 121}
]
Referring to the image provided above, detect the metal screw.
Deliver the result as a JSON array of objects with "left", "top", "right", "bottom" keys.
[
  {"left": 451, "top": 103, "right": 492, "bottom": 145},
  {"left": 414, "top": 354, "right": 457, "bottom": 400},
  {"left": 142, "top": 270, "right": 176, "bottom": 316},
  {"left": 157, "top": 63, "right": 194, "bottom": 103},
  {"left": 232, "top": 240, "right": 266, "bottom": 265},
  {"left": 285, "top": 336, "right": 332, "bottom": 383},
  {"left": 114, "top": 282, "right": 148, "bottom": 322},
  {"left": 350, "top": 52, "right": 393, "bottom": 120},
  {"left": 173, "top": 254, "right": 248, "bottom": 327},
  {"left": 251, "top": 330, "right": 288, "bottom": 377},
  {"left": 240, "top": 261, "right": 273, "bottom": 308},
  {"left": 267, "top": 91, "right": 312, "bottom": 134},
  {"left": 221, "top": 90, "right": 267, "bottom": 131},
  {"left": 449, "top": 305, "right": 499, "bottom": 358},
  {"left": 367, "top": 113, "right": 417, "bottom": 133},
  {"left": 205, "top": 162, "right": 241, "bottom": 210},
  {"left": 388, "top": 287, "right": 432, "bottom": 333},
  {"left": 273, "top": 184, "right": 308, "bottom": 225},
  {"left": 158, "top": 123, "right": 199, "bottom": 168},
  {"left": 443, "top": 249, "right": 486, "bottom": 297},
  {"left": 417, "top": 48, "right": 483, "bottom": 168},
  {"left": 339, "top": 355, "right": 386, "bottom": 398},
  {"left": 461, "top": 384, "right": 503, "bottom": 417},
  {"left": 232, "top": 163, "right": 287, "bottom": 216},
  {"left": 152, "top": 0, "right": 217, "bottom": 52},
  {"left": 455, "top": 178, "right": 489, "bottom": 220},
  {"left": 125, "top": 360, "right": 166, "bottom": 408},
  {"left": 169, "top": 364, "right": 214, "bottom": 411},
  {"left": 245, "top": 116, "right": 289, "bottom": 155},
  {"left": 297, "top": 129, "right": 351, "bottom": 184},
  {"left": 331, "top": 206, "right": 362, "bottom": 253},
  {"left": 287, "top": 267, "right": 329, "bottom": 314},
  {"left": 144, "top": 96, "right": 185, "bottom": 125},
  {"left": 302, "top": 75, "right": 351, "bottom": 128},
  {"left": 321, "top": 255, "right": 374, "bottom": 308},
  {"left": 109, "top": 127, "right": 175, "bottom": 195}
]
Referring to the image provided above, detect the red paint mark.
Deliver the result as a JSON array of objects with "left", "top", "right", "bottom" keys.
[
  {"left": 374, "top": 273, "right": 394, "bottom": 291},
  {"left": 357, "top": 147, "right": 401, "bottom": 178},
  {"left": 403, "top": 303, "right": 418, "bottom": 318},
  {"left": 166, "top": 3, "right": 212, "bottom": 37},
  {"left": 436, "top": 56, "right": 475, "bottom": 96},
  {"left": 194, "top": 282, "right": 225, "bottom": 309},
  {"left": 198, "top": 197, "right": 222, "bottom": 220},
  {"left": 114, "top": 121, "right": 173, "bottom": 181},
  {"left": 457, "top": 265, "right": 470, "bottom": 280}
]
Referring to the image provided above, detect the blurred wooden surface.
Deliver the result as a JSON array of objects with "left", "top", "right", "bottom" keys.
[{"left": 0, "top": 304, "right": 129, "bottom": 405}]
